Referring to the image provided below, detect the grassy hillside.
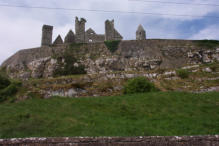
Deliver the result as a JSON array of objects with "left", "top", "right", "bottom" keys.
[{"left": 0, "top": 92, "right": 218, "bottom": 138}]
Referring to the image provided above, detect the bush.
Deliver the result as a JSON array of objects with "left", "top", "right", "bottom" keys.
[
  {"left": 0, "top": 74, "right": 10, "bottom": 90},
  {"left": 176, "top": 69, "right": 190, "bottom": 79},
  {"left": 0, "top": 83, "right": 18, "bottom": 102},
  {"left": 104, "top": 40, "right": 120, "bottom": 53},
  {"left": 123, "top": 77, "right": 157, "bottom": 94},
  {"left": 53, "top": 55, "right": 86, "bottom": 77},
  {"left": 0, "top": 84, "right": 17, "bottom": 96}
]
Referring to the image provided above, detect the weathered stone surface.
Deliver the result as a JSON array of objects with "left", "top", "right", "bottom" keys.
[
  {"left": 0, "top": 135, "right": 218, "bottom": 146},
  {"left": 75, "top": 17, "right": 86, "bottom": 43},
  {"left": 136, "top": 24, "right": 146, "bottom": 40},
  {"left": 64, "top": 30, "right": 75, "bottom": 44},
  {"left": 203, "top": 67, "right": 212, "bottom": 73},
  {"left": 105, "top": 19, "right": 123, "bottom": 41},
  {"left": 53, "top": 35, "right": 63, "bottom": 45},
  {"left": 1, "top": 39, "right": 219, "bottom": 80},
  {"left": 47, "top": 88, "right": 86, "bottom": 98},
  {"left": 27, "top": 57, "right": 51, "bottom": 78},
  {"left": 41, "top": 25, "right": 53, "bottom": 46},
  {"left": 85, "top": 28, "right": 105, "bottom": 43}
]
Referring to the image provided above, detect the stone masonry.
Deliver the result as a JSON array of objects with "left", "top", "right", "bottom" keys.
[
  {"left": 0, "top": 136, "right": 218, "bottom": 146},
  {"left": 3, "top": 39, "right": 219, "bottom": 80},
  {"left": 136, "top": 24, "right": 146, "bottom": 40},
  {"left": 85, "top": 28, "right": 105, "bottom": 43},
  {"left": 53, "top": 35, "right": 63, "bottom": 45},
  {"left": 105, "top": 19, "right": 123, "bottom": 41},
  {"left": 75, "top": 17, "right": 87, "bottom": 43},
  {"left": 41, "top": 17, "right": 124, "bottom": 46},
  {"left": 64, "top": 30, "right": 75, "bottom": 44},
  {"left": 41, "top": 25, "right": 53, "bottom": 46}
]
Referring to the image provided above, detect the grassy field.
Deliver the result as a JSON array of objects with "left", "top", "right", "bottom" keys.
[{"left": 0, "top": 92, "right": 218, "bottom": 138}]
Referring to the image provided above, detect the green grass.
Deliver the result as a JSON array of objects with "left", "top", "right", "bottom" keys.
[
  {"left": 0, "top": 92, "right": 218, "bottom": 138},
  {"left": 193, "top": 40, "right": 219, "bottom": 49}
]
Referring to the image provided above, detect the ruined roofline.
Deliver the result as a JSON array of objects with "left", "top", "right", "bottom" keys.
[
  {"left": 41, "top": 16, "right": 216, "bottom": 46},
  {"left": 40, "top": 17, "right": 125, "bottom": 46}
]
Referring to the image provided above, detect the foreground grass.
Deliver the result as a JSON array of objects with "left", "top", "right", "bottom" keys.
[{"left": 0, "top": 92, "right": 218, "bottom": 138}]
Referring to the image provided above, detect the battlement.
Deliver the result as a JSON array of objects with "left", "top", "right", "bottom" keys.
[{"left": 41, "top": 17, "right": 142, "bottom": 46}]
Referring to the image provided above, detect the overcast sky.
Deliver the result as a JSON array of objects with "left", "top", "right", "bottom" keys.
[{"left": 0, "top": 0, "right": 219, "bottom": 64}]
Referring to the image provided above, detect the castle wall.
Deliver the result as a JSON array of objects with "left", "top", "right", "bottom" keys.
[
  {"left": 85, "top": 34, "right": 105, "bottom": 43},
  {"left": 0, "top": 136, "right": 218, "bottom": 146},
  {"left": 41, "top": 25, "right": 53, "bottom": 46},
  {"left": 2, "top": 39, "right": 219, "bottom": 79}
]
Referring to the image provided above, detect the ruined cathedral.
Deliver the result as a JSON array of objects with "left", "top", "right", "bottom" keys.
[{"left": 41, "top": 17, "right": 146, "bottom": 46}]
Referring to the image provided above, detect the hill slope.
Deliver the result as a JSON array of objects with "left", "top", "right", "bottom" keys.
[
  {"left": 2, "top": 39, "right": 219, "bottom": 79},
  {"left": 0, "top": 92, "right": 218, "bottom": 138}
]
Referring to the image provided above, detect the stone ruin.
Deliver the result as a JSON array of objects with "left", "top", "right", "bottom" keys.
[
  {"left": 41, "top": 25, "right": 53, "bottom": 46},
  {"left": 136, "top": 24, "right": 146, "bottom": 40},
  {"left": 41, "top": 17, "right": 146, "bottom": 46}
]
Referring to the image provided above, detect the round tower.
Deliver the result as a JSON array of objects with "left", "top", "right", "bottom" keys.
[{"left": 136, "top": 24, "right": 146, "bottom": 40}]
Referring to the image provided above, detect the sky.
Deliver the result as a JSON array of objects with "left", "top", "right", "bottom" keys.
[{"left": 0, "top": 0, "right": 219, "bottom": 64}]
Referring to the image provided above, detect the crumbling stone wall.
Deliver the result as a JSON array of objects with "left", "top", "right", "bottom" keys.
[
  {"left": 0, "top": 136, "right": 218, "bottom": 146},
  {"left": 41, "top": 25, "right": 53, "bottom": 46},
  {"left": 2, "top": 39, "right": 219, "bottom": 79},
  {"left": 105, "top": 19, "right": 123, "bottom": 41},
  {"left": 85, "top": 28, "right": 105, "bottom": 43},
  {"left": 43, "top": 17, "right": 123, "bottom": 45}
]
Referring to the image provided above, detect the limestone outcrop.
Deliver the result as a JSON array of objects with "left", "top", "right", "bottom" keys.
[{"left": 1, "top": 40, "right": 219, "bottom": 80}]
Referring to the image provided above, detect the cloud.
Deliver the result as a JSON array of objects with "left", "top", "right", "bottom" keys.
[
  {"left": 0, "top": 0, "right": 219, "bottom": 64},
  {"left": 190, "top": 25, "right": 219, "bottom": 40},
  {"left": 0, "top": 12, "right": 43, "bottom": 64}
]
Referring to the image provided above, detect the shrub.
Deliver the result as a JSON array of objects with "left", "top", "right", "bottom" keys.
[
  {"left": 53, "top": 54, "right": 86, "bottom": 77},
  {"left": 0, "top": 83, "right": 18, "bottom": 102},
  {"left": 176, "top": 69, "right": 190, "bottom": 79},
  {"left": 123, "top": 77, "right": 157, "bottom": 94},
  {"left": 104, "top": 40, "right": 120, "bottom": 53},
  {"left": 0, "top": 74, "right": 10, "bottom": 90},
  {"left": 0, "top": 84, "right": 17, "bottom": 96},
  {"left": 53, "top": 44, "right": 87, "bottom": 77}
]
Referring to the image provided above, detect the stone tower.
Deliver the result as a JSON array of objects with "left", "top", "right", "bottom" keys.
[
  {"left": 136, "top": 24, "right": 146, "bottom": 40},
  {"left": 105, "top": 20, "right": 115, "bottom": 41},
  {"left": 41, "top": 25, "right": 53, "bottom": 46},
  {"left": 105, "top": 19, "right": 123, "bottom": 41},
  {"left": 75, "top": 17, "right": 86, "bottom": 43}
]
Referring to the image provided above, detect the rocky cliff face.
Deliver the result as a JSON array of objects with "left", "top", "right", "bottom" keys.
[{"left": 1, "top": 39, "right": 219, "bottom": 80}]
